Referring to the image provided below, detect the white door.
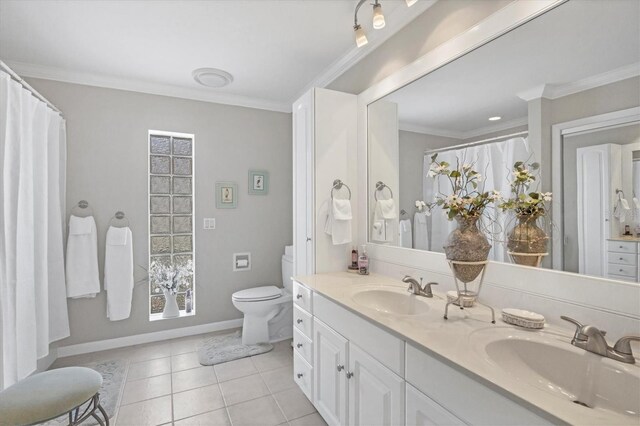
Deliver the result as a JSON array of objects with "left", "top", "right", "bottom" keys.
[
  {"left": 314, "top": 318, "right": 348, "bottom": 426},
  {"left": 293, "top": 90, "right": 315, "bottom": 276},
  {"left": 406, "top": 383, "right": 464, "bottom": 426},
  {"left": 348, "top": 343, "right": 405, "bottom": 426}
]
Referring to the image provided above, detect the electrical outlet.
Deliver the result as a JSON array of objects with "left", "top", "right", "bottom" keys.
[{"left": 204, "top": 218, "right": 216, "bottom": 229}]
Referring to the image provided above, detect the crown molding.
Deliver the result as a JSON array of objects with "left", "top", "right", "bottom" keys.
[
  {"left": 294, "top": 0, "right": 438, "bottom": 100},
  {"left": 518, "top": 62, "right": 640, "bottom": 101},
  {"left": 5, "top": 60, "right": 292, "bottom": 113},
  {"left": 400, "top": 116, "right": 528, "bottom": 140}
]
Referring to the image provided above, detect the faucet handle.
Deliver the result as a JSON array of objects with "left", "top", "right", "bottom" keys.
[
  {"left": 561, "top": 316, "right": 587, "bottom": 340},
  {"left": 613, "top": 336, "right": 640, "bottom": 355}
]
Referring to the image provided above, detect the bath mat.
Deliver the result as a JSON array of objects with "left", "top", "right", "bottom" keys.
[
  {"left": 197, "top": 331, "right": 273, "bottom": 365},
  {"left": 45, "top": 358, "right": 127, "bottom": 425}
]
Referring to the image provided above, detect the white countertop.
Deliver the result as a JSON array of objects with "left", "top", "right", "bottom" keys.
[
  {"left": 608, "top": 236, "right": 640, "bottom": 242},
  {"left": 294, "top": 272, "right": 640, "bottom": 426}
]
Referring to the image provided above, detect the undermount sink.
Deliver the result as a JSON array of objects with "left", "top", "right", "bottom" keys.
[
  {"left": 351, "top": 286, "right": 431, "bottom": 316},
  {"left": 484, "top": 337, "right": 640, "bottom": 417}
]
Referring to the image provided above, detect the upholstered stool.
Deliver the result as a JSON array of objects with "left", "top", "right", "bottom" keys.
[{"left": 0, "top": 366, "right": 108, "bottom": 426}]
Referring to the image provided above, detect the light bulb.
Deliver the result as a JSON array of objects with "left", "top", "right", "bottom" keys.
[
  {"left": 354, "top": 25, "right": 368, "bottom": 47},
  {"left": 406, "top": 0, "right": 418, "bottom": 6},
  {"left": 372, "top": 4, "right": 385, "bottom": 29}
]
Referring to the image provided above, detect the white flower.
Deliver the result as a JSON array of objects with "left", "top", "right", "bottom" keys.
[
  {"left": 462, "top": 163, "right": 472, "bottom": 171},
  {"left": 476, "top": 174, "right": 484, "bottom": 182},
  {"left": 425, "top": 209, "right": 431, "bottom": 217},
  {"left": 542, "top": 192, "right": 552, "bottom": 202}
]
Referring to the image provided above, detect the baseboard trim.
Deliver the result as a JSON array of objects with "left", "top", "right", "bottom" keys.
[{"left": 57, "top": 318, "right": 244, "bottom": 358}]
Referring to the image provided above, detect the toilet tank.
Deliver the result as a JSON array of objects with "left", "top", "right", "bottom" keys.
[{"left": 282, "top": 246, "right": 294, "bottom": 292}]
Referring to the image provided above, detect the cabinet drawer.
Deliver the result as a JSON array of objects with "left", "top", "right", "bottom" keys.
[
  {"left": 294, "top": 351, "right": 313, "bottom": 402},
  {"left": 293, "top": 327, "right": 313, "bottom": 365},
  {"left": 608, "top": 252, "right": 637, "bottom": 266},
  {"left": 607, "top": 273, "right": 638, "bottom": 283},
  {"left": 294, "top": 305, "right": 313, "bottom": 339},
  {"left": 607, "top": 263, "right": 637, "bottom": 278},
  {"left": 293, "top": 281, "right": 313, "bottom": 313},
  {"left": 406, "top": 383, "right": 464, "bottom": 426},
  {"left": 607, "top": 240, "right": 638, "bottom": 254}
]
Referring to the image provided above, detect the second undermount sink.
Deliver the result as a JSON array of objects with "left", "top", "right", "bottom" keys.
[
  {"left": 351, "top": 286, "right": 431, "bottom": 316},
  {"left": 483, "top": 337, "right": 640, "bottom": 418}
]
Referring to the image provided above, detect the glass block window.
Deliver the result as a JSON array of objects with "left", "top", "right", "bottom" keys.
[{"left": 148, "top": 132, "right": 195, "bottom": 319}]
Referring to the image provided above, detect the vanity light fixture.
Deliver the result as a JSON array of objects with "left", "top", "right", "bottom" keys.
[
  {"left": 488, "top": 116, "right": 502, "bottom": 121},
  {"left": 372, "top": 1, "right": 386, "bottom": 29},
  {"left": 354, "top": 0, "right": 414, "bottom": 47}
]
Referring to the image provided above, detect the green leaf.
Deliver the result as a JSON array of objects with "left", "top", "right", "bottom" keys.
[{"left": 450, "top": 170, "right": 461, "bottom": 178}]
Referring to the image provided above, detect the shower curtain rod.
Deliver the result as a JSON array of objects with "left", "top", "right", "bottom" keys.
[
  {"left": 424, "top": 130, "right": 529, "bottom": 155},
  {"left": 0, "top": 60, "right": 63, "bottom": 116}
]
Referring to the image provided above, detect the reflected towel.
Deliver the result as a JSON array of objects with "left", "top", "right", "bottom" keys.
[
  {"left": 414, "top": 212, "right": 429, "bottom": 250},
  {"left": 66, "top": 215, "right": 100, "bottom": 298},
  {"left": 372, "top": 220, "right": 386, "bottom": 242},
  {"left": 375, "top": 199, "right": 397, "bottom": 219},
  {"left": 104, "top": 226, "right": 134, "bottom": 321},
  {"left": 399, "top": 219, "right": 412, "bottom": 248}
]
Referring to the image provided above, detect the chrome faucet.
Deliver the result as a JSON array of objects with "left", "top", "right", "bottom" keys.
[
  {"left": 561, "top": 316, "right": 640, "bottom": 364},
  {"left": 402, "top": 275, "right": 438, "bottom": 298}
]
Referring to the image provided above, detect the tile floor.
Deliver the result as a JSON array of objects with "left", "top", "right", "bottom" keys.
[{"left": 50, "top": 330, "right": 327, "bottom": 426}]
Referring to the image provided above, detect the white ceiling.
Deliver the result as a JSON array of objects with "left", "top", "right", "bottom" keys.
[
  {"left": 384, "top": 0, "right": 640, "bottom": 139},
  {"left": 0, "top": 0, "right": 431, "bottom": 112}
]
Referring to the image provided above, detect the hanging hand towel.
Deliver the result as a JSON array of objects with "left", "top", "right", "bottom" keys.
[
  {"left": 372, "top": 199, "right": 396, "bottom": 242},
  {"left": 104, "top": 226, "right": 134, "bottom": 321},
  {"left": 325, "top": 199, "right": 352, "bottom": 245},
  {"left": 413, "top": 212, "right": 429, "bottom": 250},
  {"left": 399, "top": 219, "right": 412, "bottom": 248},
  {"left": 65, "top": 215, "right": 100, "bottom": 298},
  {"left": 614, "top": 197, "right": 631, "bottom": 223}
]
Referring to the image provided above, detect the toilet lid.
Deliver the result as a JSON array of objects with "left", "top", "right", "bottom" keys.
[{"left": 232, "top": 286, "right": 283, "bottom": 302}]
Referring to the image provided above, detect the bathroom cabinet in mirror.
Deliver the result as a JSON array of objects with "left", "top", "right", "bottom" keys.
[{"left": 365, "top": 0, "right": 640, "bottom": 282}]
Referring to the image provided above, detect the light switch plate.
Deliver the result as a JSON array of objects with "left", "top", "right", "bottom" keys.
[
  {"left": 233, "top": 252, "right": 251, "bottom": 271},
  {"left": 204, "top": 218, "right": 216, "bottom": 229}
]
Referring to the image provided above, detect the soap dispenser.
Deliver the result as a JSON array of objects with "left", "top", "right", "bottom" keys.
[{"left": 358, "top": 245, "right": 369, "bottom": 275}]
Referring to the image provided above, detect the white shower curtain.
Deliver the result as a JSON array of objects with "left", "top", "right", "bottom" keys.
[
  {"left": 0, "top": 70, "right": 70, "bottom": 389},
  {"left": 423, "top": 137, "right": 533, "bottom": 262}
]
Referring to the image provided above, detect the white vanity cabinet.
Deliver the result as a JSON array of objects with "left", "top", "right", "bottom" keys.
[
  {"left": 606, "top": 239, "right": 640, "bottom": 282},
  {"left": 406, "top": 383, "right": 464, "bottom": 426}
]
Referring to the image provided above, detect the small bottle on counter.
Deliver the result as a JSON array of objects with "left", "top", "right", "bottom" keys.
[
  {"left": 358, "top": 245, "right": 369, "bottom": 275},
  {"left": 185, "top": 289, "right": 193, "bottom": 313},
  {"left": 351, "top": 246, "right": 358, "bottom": 268}
]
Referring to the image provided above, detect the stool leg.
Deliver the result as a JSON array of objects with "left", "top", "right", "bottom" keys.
[{"left": 97, "top": 402, "right": 110, "bottom": 426}]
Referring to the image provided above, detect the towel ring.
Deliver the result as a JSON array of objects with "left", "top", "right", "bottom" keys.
[
  {"left": 374, "top": 181, "right": 393, "bottom": 201},
  {"left": 109, "top": 211, "right": 130, "bottom": 228},
  {"left": 331, "top": 179, "right": 352, "bottom": 200}
]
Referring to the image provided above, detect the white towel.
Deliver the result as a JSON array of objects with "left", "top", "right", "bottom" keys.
[
  {"left": 413, "top": 212, "right": 429, "bottom": 250},
  {"left": 371, "top": 199, "right": 397, "bottom": 242},
  {"left": 614, "top": 198, "right": 631, "bottom": 223},
  {"left": 65, "top": 215, "right": 100, "bottom": 298},
  {"left": 399, "top": 219, "right": 412, "bottom": 248},
  {"left": 325, "top": 199, "right": 352, "bottom": 245},
  {"left": 104, "top": 226, "right": 134, "bottom": 321}
]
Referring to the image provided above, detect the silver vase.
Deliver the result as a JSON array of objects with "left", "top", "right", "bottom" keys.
[
  {"left": 443, "top": 216, "right": 491, "bottom": 282},
  {"left": 507, "top": 213, "right": 549, "bottom": 267}
]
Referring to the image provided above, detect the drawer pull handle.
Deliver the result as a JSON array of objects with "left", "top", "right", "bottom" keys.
[
  {"left": 337, "top": 365, "right": 344, "bottom": 372},
  {"left": 620, "top": 258, "right": 624, "bottom": 261},
  {"left": 296, "top": 294, "right": 303, "bottom": 299},
  {"left": 297, "top": 373, "right": 304, "bottom": 378},
  {"left": 297, "top": 319, "right": 303, "bottom": 324},
  {"left": 346, "top": 372, "right": 354, "bottom": 379},
  {"left": 620, "top": 246, "right": 624, "bottom": 249},
  {"left": 297, "top": 343, "right": 303, "bottom": 348}
]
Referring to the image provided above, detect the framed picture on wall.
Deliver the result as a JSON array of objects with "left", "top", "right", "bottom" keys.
[
  {"left": 248, "top": 170, "right": 269, "bottom": 195},
  {"left": 216, "top": 182, "right": 238, "bottom": 208}
]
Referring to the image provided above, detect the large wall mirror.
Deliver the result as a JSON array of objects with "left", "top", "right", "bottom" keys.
[{"left": 367, "top": 0, "right": 640, "bottom": 282}]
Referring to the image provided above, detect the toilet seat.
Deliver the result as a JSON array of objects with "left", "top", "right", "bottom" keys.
[{"left": 232, "top": 285, "right": 282, "bottom": 302}]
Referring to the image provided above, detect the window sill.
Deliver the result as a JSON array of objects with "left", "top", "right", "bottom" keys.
[{"left": 149, "top": 310, "right": 196, "bottom": 322}]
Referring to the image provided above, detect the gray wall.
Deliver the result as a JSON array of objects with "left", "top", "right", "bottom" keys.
[
  {"left": 28, "top": 78, "right": 292, "bottom": 346},
  {"left": 398, "top": 130, "right": 460, "bottom": 216},
  {"left": 328, "top": 0, "right": 513, "bottom": 94}
]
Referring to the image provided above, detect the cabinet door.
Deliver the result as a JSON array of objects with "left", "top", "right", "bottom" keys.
[
  {"left": 406, "top": 383, "right": 464, "bottom": 426},
  {"left": 348, "top": 343, "right": 404, "bottom": 426},
  {"left": 314, "top": 318, "right": 348, "bottom": 426}
]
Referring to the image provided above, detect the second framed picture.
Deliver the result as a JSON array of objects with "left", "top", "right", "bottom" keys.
[
  {"left": 248, "top": 170, "right": 269, "bottom": 195},
  {"left": 216, "top": 182, "right": 238, "bottom": 209}
]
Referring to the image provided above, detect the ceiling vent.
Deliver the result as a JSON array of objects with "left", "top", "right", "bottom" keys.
[{"left": 192, "top": 68, "right": 234, "bottom": 88}]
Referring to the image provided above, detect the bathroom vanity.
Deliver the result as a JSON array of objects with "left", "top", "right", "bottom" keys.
[{"left": 291, "top": 273, "right": 639, "bottom": 426}]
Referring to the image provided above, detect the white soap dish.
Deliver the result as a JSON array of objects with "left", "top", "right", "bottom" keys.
[
  {"left": 501, "top": 308, "right": 545, "bottom": 329},
  {"left": 446, "top": 291, "right": 475, "bottom": 308}
]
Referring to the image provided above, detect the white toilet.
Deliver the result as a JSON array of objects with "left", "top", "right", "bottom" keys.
[{"left": 232, "top": 246, "right": 294, "bottom": 345}]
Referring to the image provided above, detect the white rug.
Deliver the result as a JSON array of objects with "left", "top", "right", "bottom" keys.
[{"left": 197, "top": 331, "right": 273, "bottom": 365}]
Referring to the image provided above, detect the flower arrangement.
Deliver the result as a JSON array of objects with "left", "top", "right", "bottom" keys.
[
  {"left": 149, "top": 260, "right": 193, "bottom": 295},
  {"left": 415, "top": 200, "right": 429, "bottom": 214},
  {"left": 498, "top": 161, "right": 552, "bottom": 217},
  {"left": 427, "top": 154, "right": 500, "bottom": 220}
]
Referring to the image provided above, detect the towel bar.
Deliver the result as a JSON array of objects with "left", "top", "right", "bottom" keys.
[
  {"left": 331, "top": 179, "right": 352, "bottom": 200},
  {"left": 374, "top": 181, "right": 393, "bottom": 201}
]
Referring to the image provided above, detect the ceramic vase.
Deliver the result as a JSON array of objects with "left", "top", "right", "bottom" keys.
[
  {"left": 507, "top": 213, "right": 549, "bottom": 267},
  {"left": 443, "top": 215, "right": 491, "bottom": 283},
  {"left": 162, "top": 290, "right": 180, "bottom": 318}
]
